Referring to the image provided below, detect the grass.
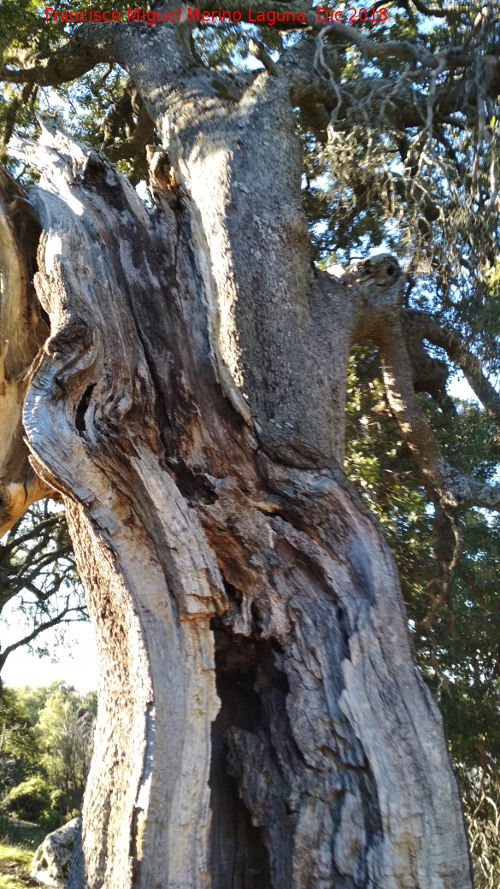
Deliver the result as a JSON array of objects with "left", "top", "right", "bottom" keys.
[{"left": 0, "top": 819, "right": 46, "bottom": 888}]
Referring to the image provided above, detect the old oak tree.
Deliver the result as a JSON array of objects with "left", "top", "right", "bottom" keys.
[{"left": 1, "top": 2, "right": 499, "bottom": 887}]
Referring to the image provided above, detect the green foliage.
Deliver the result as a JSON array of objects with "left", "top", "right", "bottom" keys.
[
  {"left": 0, "top": 776, "right": 50, "bottom": 823},
  {"left": 36, "top": 685, "right": 95, "bottom": 817},
  {"left": 0, "top": 690, "right": 39, "bottom": 806},
  {"left": 37, "top": 808, "right": 61, "bottom": 832},
  {"left": 477, "top": 259, "right": 500, "bottom": 340},
  {"left": 0, "top": 684, "right": 95, "bottom": 827},
  {"left": 345, "top": 345, "right": 500, "bottom": 887},
  {"left": 0, "top": 690, "right": 38, "bottom": 765}
]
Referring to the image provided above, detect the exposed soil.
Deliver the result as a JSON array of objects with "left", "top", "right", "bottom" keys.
[{"left": 0, "top": 857, "right": 39, "bottom": 885}]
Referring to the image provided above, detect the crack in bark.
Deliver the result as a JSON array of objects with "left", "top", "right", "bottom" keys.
[
  {"left": 75, "top": 384, "right": 96, "bottom": 434},
  {"left": 0, "top": 82, "right": 476, "bottom": 889},
  {"left": 130, "top": 702, "right": 155, "bottom": 886}
]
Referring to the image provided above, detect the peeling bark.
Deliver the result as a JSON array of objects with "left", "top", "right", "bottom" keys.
[
  {"left": 0, "top": 11, "right": 488, "bottom": 885},
  {"left": 0, "top": 168, "right": 52, "bottom": 533},
  {"left": 0, "top": 112, "right": 474, "bottom": 889}
]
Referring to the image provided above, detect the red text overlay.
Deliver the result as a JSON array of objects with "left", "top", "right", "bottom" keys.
[{"left": 44, "top": 7, "right": 388, "bottom": 25}]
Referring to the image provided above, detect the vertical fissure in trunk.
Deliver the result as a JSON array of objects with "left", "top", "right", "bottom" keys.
[
  {"left": 130, "top": 701, "right": 155, "bottom": 886},
  {"left": 210, "top": 626, "right": 277, "bottom": 889},
  {"left": 1, "top": 87, "right": 473, "bottom": 886}
]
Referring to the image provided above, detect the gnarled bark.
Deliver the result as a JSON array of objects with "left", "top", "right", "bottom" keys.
[
  {"left": 0, "top": 113, "right": 473, "bottom": 889},
  {"left": 0, "top": 167, "right": 52, "bottom": 533},
  {"left": 3, "top": 9, "right": 495, "bottom": 886}
]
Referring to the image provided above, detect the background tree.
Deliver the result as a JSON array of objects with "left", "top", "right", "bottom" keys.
[
  {"left": 0, "top": 2, "right": 498, "bottom": 888},
  {"left": 0, "top": 501, "right": 86, "bottom": 675},
  {"left": 36, "top": 683, "right": 96, "bottom": 820},
  {"left": 0, "top": 682, "right": 96, "bottom": 827},
  {"left": 0, "top": 685, "right": 39, "bottom": 802}
]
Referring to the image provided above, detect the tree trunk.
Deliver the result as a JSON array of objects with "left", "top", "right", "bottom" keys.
[{"left": 1, "top": 24, "right": 472, "bottom": 887}]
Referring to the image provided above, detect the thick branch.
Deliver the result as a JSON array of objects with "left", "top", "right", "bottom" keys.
[
  {"left": 105, "top": 123, "right": 153, "bottom": 162},
  {"left": 248, "top": 38, "right": 280, "bottom": 77},
  {"left": 403, "top": 310, "right": 500, "bottom": 425},
  {"left": 410, "top": 0, "right": 447, "bottom": 17},
  {"left": 318, "top": 21, "right": 440, "bottom": 68},
  {"left": 0, "top": 169, "right": 52, "bottom": 535},
  {"left": 282, "top": 41, "right": 456, "bottom": 142},
  {"left": 378, "top": 322, "right": 500, "bottom": 511},
  {"left": 347, "top": 257, "right": 500, "bottom": 510},
  {"left": 0, "top": 22, "right": 116, "bottom": 86},
  {"left": 403, "top": 331, "right": 454, "bottom": 411}
]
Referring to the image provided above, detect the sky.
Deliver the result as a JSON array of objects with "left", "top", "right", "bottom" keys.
[{"left": 1, "top": 619, "right": 100, "bottom": 693}]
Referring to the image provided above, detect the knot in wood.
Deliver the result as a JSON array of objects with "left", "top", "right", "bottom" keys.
[
  {"left": 146, "top": 146, "right": 179, "bottom": 205},
  {"left": 350, "top": 254, "right": 406, "bottom": 343},
  {"left": 349, "top": 254, "right": 403, "bottom": 301},
  {"left": 46, "top": 315, "right": 93, "bottom": 357}
]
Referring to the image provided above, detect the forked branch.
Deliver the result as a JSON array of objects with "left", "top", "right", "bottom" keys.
[
  {"left": 403, "top": 310, "right": 500, "bottom": 425},
  {"left": 348, "top": 257, "right": 500, "bottom": 512}
]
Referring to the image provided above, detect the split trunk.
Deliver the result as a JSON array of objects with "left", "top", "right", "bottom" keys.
[{"left": 0, "top": 21, "right": 472, "bottom": 889}]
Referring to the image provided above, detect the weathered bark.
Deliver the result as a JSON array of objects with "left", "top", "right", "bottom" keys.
[
  {"left": 0, "top": 18, "right": 480, "bottom": 889},
  {"left": 0, "top": 168, "right": 52, "bottom": 532},
  {"left": 0, "top": 115, "right": 471, "bottom": 889}
]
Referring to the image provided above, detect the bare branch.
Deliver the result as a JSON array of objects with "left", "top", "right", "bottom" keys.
[
  {"left": 410, "top": 0, "right": 447, "bottom": 17},
  {"left": 319, "top": 22, "right": 438, "bottom": 68},
  {"left": 0, "top": 603, "right": 84, "bottom": 673},
  {"left": 2, "top": 513, "right": 60, "bottom": 553},
  {"left": 403, "top": 310, "right": 500, "bottom": 425},
  {"left": 248, "top": 39, "right": 280, "bottom": 77}
]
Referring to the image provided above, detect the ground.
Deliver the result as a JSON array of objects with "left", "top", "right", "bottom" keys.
[{"left": 0, "top": 820, "right": 46, "bottom": 888}]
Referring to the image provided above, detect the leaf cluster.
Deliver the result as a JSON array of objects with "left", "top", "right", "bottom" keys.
[{"left": 0, "top": 682, "right": 96, "bottom": 825}]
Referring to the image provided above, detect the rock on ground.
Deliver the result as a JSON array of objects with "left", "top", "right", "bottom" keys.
[{"left": 30, "top": 818, "right": 79, "bottom": 887}]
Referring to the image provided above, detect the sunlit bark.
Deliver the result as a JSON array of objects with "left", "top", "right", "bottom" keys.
[
  {"left": 0, "top": 11, "right": 485, "bottom": 886},
  {"left": 0, "top": 115, "right": 472, "bottom": 888}
]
